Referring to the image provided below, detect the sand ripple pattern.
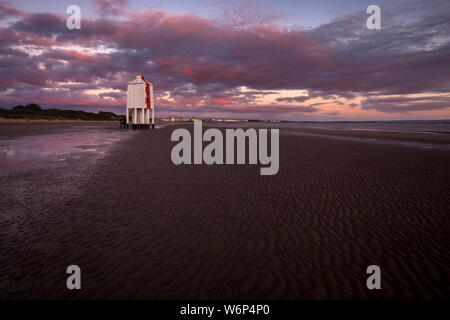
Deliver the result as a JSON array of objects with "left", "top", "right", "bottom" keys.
[{"left": 0, "top": 126, "right": 449, "bottom": 299}]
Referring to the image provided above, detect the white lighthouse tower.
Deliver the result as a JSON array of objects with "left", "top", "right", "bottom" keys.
[{"left": 126, "top": 75, "right": 154, "bottom": 129}]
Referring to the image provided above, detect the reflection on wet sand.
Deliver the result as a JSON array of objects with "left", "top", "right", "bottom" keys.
[{"left": 0, "top": 125, "right": 131, "bottom": 174}]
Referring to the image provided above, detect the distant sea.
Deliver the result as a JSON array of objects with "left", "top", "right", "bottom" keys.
[
  {"left": 211, "top": 120, "right": 450, "bottom": 134},
  {"left": 283, "top": 121, "right": 450, "bottom": 134},
  {"left": 2, "top": 104, "right": 449, "bottom": 134}
]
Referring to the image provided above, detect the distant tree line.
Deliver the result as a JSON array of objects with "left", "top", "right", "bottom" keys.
[{"left": 0, "top": 103, "right": 124, "bottom": 121}]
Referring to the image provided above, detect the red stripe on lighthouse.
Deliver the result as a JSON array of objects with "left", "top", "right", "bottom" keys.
[
  {"left": 141, "top": 75, "right": 151, "bottom": 109},
  {"left": 146, "top": 84, "right": 150, "bottom": 109}
]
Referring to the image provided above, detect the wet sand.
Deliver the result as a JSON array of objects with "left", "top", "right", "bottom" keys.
[{"left": 0, "top": 123, "right": 449, "bottom": 299}]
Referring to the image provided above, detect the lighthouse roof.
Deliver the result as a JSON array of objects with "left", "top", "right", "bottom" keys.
[{"left": 128, "top": 75, "right": 151, "bottom": 85}]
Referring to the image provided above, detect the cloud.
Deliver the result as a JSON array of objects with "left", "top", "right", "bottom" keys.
[
  {"left": 0, "top": 2, "right": 23, "bottom": 21},
  {"left": 276, "top": 96, "right": 310, "bottom": 103},
  {"left": 94, "top": 0, "right": 129, "bottom": 17},
  {"left": 212, "top": 0, "right": 284, "bottom": 27},
  {"left": 0, "top": 0, "right": 449, "bottom": 119}
]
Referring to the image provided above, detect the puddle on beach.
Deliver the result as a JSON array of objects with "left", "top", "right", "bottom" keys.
[{"left": 0, "top": 126, "right": 132, "bottom": 175}]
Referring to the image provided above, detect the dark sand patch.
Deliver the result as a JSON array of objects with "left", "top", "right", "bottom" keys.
[{"left": 0, "top": 124, "right": 449, "bottom": 299}]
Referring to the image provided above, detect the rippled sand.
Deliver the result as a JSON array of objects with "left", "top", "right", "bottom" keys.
[{"left": 0, "top": 123, "right": 449, "bottom": 299}]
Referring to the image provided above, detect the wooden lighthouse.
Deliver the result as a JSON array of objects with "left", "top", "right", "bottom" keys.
[{"left": 125, "top": 75, "right": 154, "bottom": 129}]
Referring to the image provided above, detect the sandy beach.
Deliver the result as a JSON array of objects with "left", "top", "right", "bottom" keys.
[{"left": 0, "top": 122, "right": 449, "bottom": 299}]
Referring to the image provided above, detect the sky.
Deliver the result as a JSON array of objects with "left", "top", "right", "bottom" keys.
[{"left": 0, "top": 0, "right": 449, "bottom": 120}]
